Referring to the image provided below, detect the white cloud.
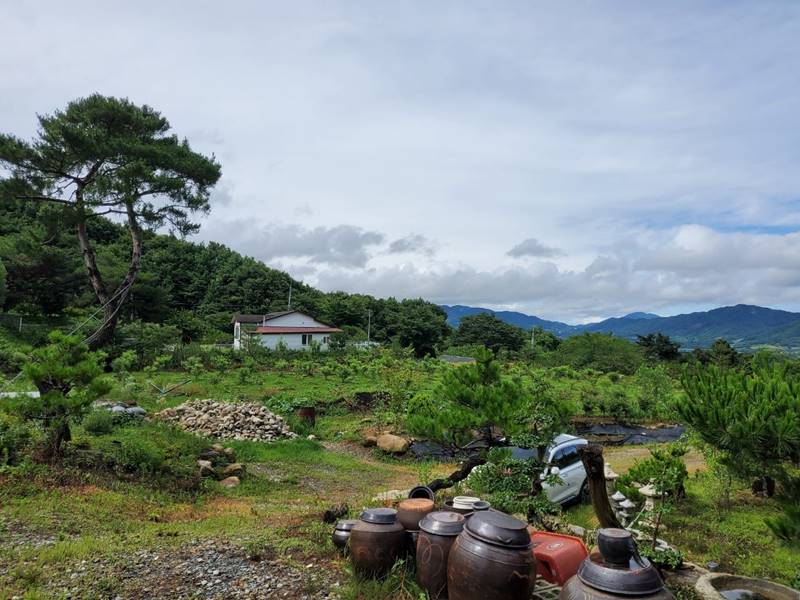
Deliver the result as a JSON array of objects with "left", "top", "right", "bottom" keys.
[{"left": 3, "top": 2, "right": 800, "bottom": 320}]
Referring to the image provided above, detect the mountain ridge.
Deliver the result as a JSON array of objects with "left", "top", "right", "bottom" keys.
[{"left": 441, "top": 303, "right": 800, "bottom": 351}]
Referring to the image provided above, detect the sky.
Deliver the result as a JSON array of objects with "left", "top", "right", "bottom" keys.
[{"left": 3, "top": 1, "right": 800, "bottom": 323}]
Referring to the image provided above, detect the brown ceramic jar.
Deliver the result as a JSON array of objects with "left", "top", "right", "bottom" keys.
[
  {"left": 397, "top": 498, "right": 435, "bottom": 530},
  {"left": 349, "top": 508, "right": 406, "bottom": 579},
  {"left": 332, "top": 519, "right": 358, "bottom": 554},
  {"left": 447, "top": 511, "right": 535, "bottom": 600},
  {"left": 416, "top": 511, "right": 466, "bottom": 600}
]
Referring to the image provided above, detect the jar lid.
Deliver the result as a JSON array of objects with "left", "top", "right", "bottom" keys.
[
  {"left": 419, "top": 511, "right": 466, "bottom": 536},
  {"left": 452, "top": 495, "right": 481, "bottom": 509},
  {"left": 471, "top": 501, "right": 491, "bottom": 511},
  {"left": 465, "top": 511, "right": 530, "bottom": 548},
  {"left": 334, "top": 519, "right": 359, "bottom": 532},
  {"left": 360, "top": 508, "right": 398, "bottom": 524},
  {"left": 577, "top": 529, "right": 666, "bottom": 596}
]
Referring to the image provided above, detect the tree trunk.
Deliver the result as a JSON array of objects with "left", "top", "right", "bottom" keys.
[
  {"left": 45, "top": 418, "right": 71, "bottom": 462},
  {"left": 77, "top": 198, "right": 143, "bottom": 349},
  {"left": 578, "top": 444, "right": 623, "bottom": 529},
  {"left": 426, "top": 455, "right": 487, "bottom": 492}
]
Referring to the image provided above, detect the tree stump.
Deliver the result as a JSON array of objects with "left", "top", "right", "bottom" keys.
[{"left": 578, "top": 444, "right": 623, "bottom": 529}]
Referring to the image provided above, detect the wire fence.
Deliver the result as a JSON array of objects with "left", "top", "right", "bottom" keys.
[{"left": 0, "top": 313, "right": 64, "bottom": 345}]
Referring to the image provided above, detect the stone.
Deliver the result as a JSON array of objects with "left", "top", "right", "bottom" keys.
[
  {"left": 222, "top": 463, "right": 245, "bottom": 477},
  {"left": 197, "top": 460, "right": 215, "bottom": 477},
  {"left": 154, "top": 400, "right": 298, "bottom": 443},
  {"left": 306, "top": 434, "right": 317, "bottom": 441},
  {"left": 110, "top": 405, "right": 127, "bottom": 414},
  {"left": 223, "top": 447, "right": 236, "bottom": 461},
  {"left": 566, "top": 524, "right": 587, "bottom": 538},
  {"left": 639, "top": 484, "right": 660, "bottom": 498},
  {"left": 604, "top": 462, "right": 619, "bottom": 480},
  {"left": 126, "top": 406, "right": 147, "bottom": 417},
  {"left": 376, "top": 433, "right": 409, "bottom": 454},
  {"left": 219, "top": 476, "right": 240, "bottom": 488}
]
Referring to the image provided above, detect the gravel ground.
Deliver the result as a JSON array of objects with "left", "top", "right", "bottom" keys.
[{"left": 6, "top": 539, "right": 341, "bottom": 600}]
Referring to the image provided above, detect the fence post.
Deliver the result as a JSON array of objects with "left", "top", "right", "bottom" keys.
[{"left": 18, "top": 316, "right": 22, "bottom": 333}]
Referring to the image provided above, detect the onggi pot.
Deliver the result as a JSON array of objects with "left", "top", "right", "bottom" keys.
[
  {"left": 559, "top": 529, "right": 673, "bottom": 600},
  {"left": 416, "top": 511, "right": 465, "bottom": 600},
  {"left": 332, "top": 519, "right": 358, "bottom": 554},
  {"left": 349, "top": 508, "right": 406, "bottom": 579},
  {"left": 446, "top": 511, "right": 535, "bottom": 600}
]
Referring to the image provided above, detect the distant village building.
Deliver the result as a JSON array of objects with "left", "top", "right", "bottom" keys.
[{"left": 231, "top": 310, "right": 342, "bottom": 351}]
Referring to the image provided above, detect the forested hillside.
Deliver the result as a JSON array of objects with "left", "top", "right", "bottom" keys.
[
  {"left": 443, "top": 303, "right": 800, "bottom": 352},
  {"left": 0, "top": 195, "right": 448, "bottom": 354}
]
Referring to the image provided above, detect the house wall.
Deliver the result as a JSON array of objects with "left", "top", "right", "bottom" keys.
[{"left": 258, "top": 332, "right": 330, "bottom": 351}]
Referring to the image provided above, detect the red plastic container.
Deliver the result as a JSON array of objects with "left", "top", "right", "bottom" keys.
[{"left": 530, "top": 531, "right": 589, "bottom": 585}]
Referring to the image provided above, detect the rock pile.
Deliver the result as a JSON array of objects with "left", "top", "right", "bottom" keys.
[{"left": 157, "top": 399, "right": 298, "bottom": 442}]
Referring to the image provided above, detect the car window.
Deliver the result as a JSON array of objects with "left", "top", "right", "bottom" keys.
[{"left": 552, "top": 445, "right": 580, "bottom": 469}]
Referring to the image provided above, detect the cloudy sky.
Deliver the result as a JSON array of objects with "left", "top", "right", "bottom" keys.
[{"left": 3, "top": 1, "right": 800, "bottom": 323}]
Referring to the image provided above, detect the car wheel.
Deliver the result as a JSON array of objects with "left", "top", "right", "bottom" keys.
[{"left": 579, "top": 480, "right": 591, "bottom": 504}]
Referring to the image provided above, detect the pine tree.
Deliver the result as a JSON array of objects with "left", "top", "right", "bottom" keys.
[
  {"left": 679, "top": 364, "right": 800, "bottom": 543},
  {"left": 11, "top": 332, "right": 110, "bottom": 460},
  {"left": 406, "top": 347, "right": 527, "bottom": 447}
]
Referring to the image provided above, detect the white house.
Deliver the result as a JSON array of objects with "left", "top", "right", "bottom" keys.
[{"left": 232, "top": 310, "right": 342, "bottom": 351}]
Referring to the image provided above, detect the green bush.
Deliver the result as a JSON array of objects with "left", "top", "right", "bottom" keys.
[
  {"left": 0, "top": 337, "right": 26, "bottom": 374},
  {"left": 115, "top": 436, "right": 166, "bottom": 475},
  {"left": 82, "top": 410, "right": 116, "bottom": 435},
  {"left": 0, "top": 413, "right": 32, "bottom": 465}
]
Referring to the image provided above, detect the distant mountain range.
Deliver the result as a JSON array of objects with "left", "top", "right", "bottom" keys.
[{"left": 441, "top": 304, "right": 800, "bottom": 351}]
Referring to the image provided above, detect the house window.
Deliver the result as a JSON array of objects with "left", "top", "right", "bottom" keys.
[
  {"left": 323, "top": 336, "right": 330, "bottom": 344},
  {"left": 302, "top": 334, "right": 312, "bottom": 345}
]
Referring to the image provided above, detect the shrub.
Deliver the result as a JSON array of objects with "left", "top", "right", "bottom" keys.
[
  {"left": 82, "top": 410, "right": 116, "bottom": 435},
  {"left": 0, "top": 338, "right": 26, "bottom": 374},
  {"left": 12, "top": 331, "right": 110, "bottom": 460},
  {"left": 0, "top": 413, "right": 32, "bottom": 465},
  {"left": 115, "top": 436, "right": 166, "bottom": 475}
]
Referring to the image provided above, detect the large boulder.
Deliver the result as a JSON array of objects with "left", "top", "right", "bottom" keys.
[
  {"left": 377, "top": 434, "right": 409, "bottom": 454},
  {"left": 220, "top": 476, "right": 241, "bottom": 488}
]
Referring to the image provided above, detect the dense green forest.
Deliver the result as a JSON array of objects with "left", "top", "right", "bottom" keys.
[{"left": 0, "top": 196, "right": 448, "bottom": 355}]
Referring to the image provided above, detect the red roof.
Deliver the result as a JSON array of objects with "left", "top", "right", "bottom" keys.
[{"left": 254, "top": 326, "right": 343, "bottom": 334}]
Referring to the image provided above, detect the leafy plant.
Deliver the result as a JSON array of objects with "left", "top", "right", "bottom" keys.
[
  {"left": 11, "top": 331, "right": 110, "bottom": 460},
  {"left": 81, "top": 410, "right": 116, "bottom": 435}
]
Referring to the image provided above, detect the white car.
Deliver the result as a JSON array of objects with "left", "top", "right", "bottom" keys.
[
  {"left": 509, "top": 433, "right": 590, "bottom": 505},
  {"left": 541, "top": 434, "right": 590, "bottom": 505}
]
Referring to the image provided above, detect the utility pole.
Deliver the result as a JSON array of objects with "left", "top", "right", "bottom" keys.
[
  {"left": 287, "top": 282, "right": 292, "bottom": 310},
  {"left": 530, "top": 326, "right": 535, "bottom": 349},
  {"left": 367, "top": 309, "right": 372, "bottom": 343}
]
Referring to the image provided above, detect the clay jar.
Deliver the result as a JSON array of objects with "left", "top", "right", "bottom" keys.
[
  {"left": 447, "top": 511, "right": 535, "bottom": 600},
  {"left": 560, "top": 529, "right": 673, "bottom": 600},
  {"left": 416, "top": 511, "right": 465, "bottom": 600},
  {"left": 397, "top": 498, "right": 435, "bottom": 531},
  {"left": 349, "top": 508, "right": 406, "bottom": 579},
  {"left": 332, "top": 519, "right": 358, "bottom": 554}
]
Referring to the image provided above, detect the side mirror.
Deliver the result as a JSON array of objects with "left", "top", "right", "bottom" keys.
[{"left": 550, "top": 466, "right": 561, "bottom": 476}]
